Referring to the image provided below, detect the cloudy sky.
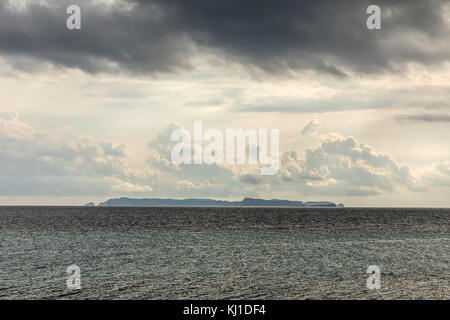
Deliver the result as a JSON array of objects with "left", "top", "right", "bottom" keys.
[{"left": 0, "top": 0, "right": 449, "bottom": 206}]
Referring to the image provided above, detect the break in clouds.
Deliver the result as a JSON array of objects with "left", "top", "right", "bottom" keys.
[{"left": 0, "top": 0, "right": 449, "bottom": 76}]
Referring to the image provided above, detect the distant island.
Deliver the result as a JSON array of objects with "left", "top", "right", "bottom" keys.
[{"left": 88, "top": 197, "right": 344, "bottom": 207}]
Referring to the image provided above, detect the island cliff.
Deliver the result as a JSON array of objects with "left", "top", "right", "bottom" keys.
[{"left": 91, "top": 197, "right": 342, "bottom": 207}]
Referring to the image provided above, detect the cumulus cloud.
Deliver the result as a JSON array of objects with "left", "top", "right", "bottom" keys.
[
  {"left": 419, "top": 161, "right": 450, "bottom": 187},
  {"left": 145, "top": 123, "right": 251, "bottom": 198},
  {"left": 0, "top": 113, "right": 151, "bottom": 196},
  {"left": 143, "top": 123, "right": 432, "bottom": 198},
  {"left": 0, "top": 0, "right": 449, "bottom": 76},
  {"left": 0, "top": 116, "right": 447, "bottom": 200},
  {"left": 274, "top": 134, "right": 423, "bottom": 196}
]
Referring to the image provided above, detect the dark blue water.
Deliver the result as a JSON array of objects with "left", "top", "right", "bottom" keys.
[{"left": 0, "top": 207, "right": 449, "bottom": 299}]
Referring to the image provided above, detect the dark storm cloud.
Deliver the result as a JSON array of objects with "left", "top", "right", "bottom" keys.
[
  {"left": 395, "top": 113, "right": 450, "bottom": 122},
  {"left": 0, "top": 0, "right": 449, "bottom": 75},
  {"left": 0, "top": 0, "right": 193, "bottom": 73},
  {"left": 155, "top": 0, "right": 450, "bottom": 75}
]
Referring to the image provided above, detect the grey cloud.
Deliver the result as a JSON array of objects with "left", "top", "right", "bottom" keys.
[
  {"left": 274, "top": 134, "right": 421, "bottom": 196},
  {"left": 0, "top": 0, "right": 193, "bottom": 74},
  {"left": 298, "top": 174, "right": 324, "bottom": 182},
  {"left": 240, "top": 174, "right": 264, "bottom": 185},
  {"left": 395, "top": 113, "right": 450, "bottom": 122},
  {"left": 1, "top": 117, "right": 445, "bottom": 199},
  {"left": 157, "top": 0, "right": 450, "bottom": 75},
  {"left": 101, "top": 142, "right": 126, "bottom": 157},
  {"left": 230, "top": 83, "right": 450, "bottom": 114},
  {"left": 144, "top": 123, "right": 426, "bottom": 198},
  {"left": 233, "top": 95, "right": 394, "bottom": 113},
  {"left": 0, "top": 0, "right": 449, "bottom": 76},
  {"left": 420, "top": 161, "right": 450, "bottom": 188},
  {"left": 185, "top": 98, "right": 225, "bottom": 107},
  {"left": 0, "top": 114, "right": 151, "bottom": 196},
  {"left": 301, "top": 120, "right": 321, "bottom": 136},
  {"left": 146, "top": 123, "right": 251, "bottom": 197}
]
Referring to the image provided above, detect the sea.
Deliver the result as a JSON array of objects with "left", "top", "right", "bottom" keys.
[{"left": 0, "top": 207, "right": 448, "bottom": 299}]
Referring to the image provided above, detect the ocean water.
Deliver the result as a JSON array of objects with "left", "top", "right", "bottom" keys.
[{"left": 0, "top": 207, "right": 448, "bottom": 300}]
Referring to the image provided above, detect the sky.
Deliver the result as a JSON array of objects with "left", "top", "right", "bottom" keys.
[{"left": 0, "top": 0, "right": 450, "bottom": 206}]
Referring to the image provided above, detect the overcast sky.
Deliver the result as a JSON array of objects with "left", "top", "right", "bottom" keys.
[{"left": 1, "top": 0, "right": 450, "bottom": 206}]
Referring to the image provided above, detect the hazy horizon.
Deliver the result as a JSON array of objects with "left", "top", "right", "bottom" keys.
[{"left": 1, "top": 196, "right": 450, "bottom": 208}]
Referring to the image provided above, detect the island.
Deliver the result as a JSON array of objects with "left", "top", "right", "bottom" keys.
[{"left": 88, "top": 197, "right": 343, "bottom": 207}]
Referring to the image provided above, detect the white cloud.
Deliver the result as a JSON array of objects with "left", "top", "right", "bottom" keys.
[
  {"left": 111, "top": 180, "right": 152, "bottom": 193},
  {"left": 274, "top": 134, "right": 423, "bottom": 196},
  {"left": 0, "top": 116, "right": 448, "bottom": 204},
  {"left": 143, "top": 123, "right": 434, "bottom": 199},
  {"left": 419, "top": 161, "right": 450, "bottom": 188},
  {"left": 176, "top": 180, "right": 202, "bottom": 190},
  {"left": 0, "top": 113, "right": 151, "bottom": 196}
]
